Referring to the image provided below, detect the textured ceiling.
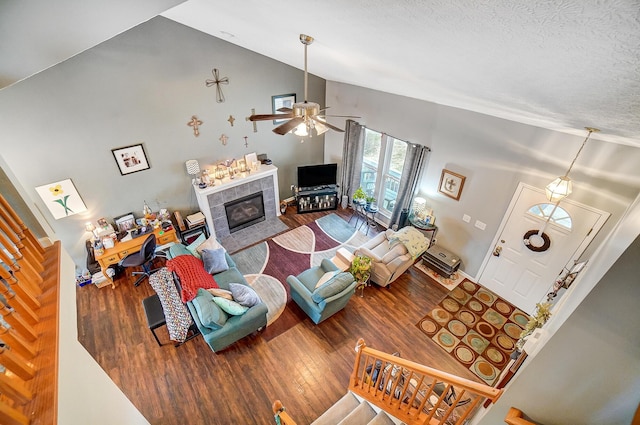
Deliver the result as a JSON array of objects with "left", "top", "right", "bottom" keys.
[{"left": 2, "top": 0, "right": 639, "bottom": 146}]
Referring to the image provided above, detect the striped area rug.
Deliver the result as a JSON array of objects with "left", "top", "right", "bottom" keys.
[{"left": 231, "top": 213, "right": 370, "bottom": 340}]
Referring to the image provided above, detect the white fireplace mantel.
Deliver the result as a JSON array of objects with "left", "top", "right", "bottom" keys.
[{"left": 193, "top": 164, "right": 280, "bottom": 239}]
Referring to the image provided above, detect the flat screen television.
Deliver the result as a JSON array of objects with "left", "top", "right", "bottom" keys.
[{"left": 297, "top": 163, "right": 337, "bottom": 189}]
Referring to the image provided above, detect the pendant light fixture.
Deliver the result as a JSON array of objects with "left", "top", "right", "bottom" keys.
[
  {"left": 523, "top": 126, "right": 600, "bottom": 252},
  {"left": 545, "top": 127, "right": 599, "bottom": 202}
]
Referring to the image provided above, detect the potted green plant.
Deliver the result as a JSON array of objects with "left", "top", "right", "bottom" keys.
[
  {"left": 353, "top": 187, "right": 366, "bottom": 203},
  {"left": 516, "top": 302, "right": 552, "bottom": 351},
  {"left": 365, "top": 195, "right": 376, "bottom": 208},
  {"left": 350, "top": 255, "right": 372, "bottom": 296}
]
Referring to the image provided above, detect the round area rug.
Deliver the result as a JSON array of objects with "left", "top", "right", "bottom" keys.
[{"left": 245, "top": 274, "right": 287, "bottom": 326}]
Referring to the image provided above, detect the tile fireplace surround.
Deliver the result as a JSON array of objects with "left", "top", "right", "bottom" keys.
[{"left": 193, "top": 164, "right": 281, "bottom": 241}]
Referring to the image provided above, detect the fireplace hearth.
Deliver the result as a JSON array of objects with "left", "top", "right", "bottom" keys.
[{"left": 225, "top": 192, "right": 265, "bottom": 233}]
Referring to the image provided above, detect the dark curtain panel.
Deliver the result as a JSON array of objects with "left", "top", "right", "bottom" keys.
[
  {"left": 389, "top": 143, "right": 430, "bottom": 227},
  {"left": 339, "top": 120, "right": 365, "bottom": 203}
]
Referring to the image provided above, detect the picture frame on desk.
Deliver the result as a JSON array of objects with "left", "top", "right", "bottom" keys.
[
  {"left": 114, "top": 212, "right": 135, "bottom": 232},
  {"left": 180, "top": 224, "right": 210, "bottom": 245}
]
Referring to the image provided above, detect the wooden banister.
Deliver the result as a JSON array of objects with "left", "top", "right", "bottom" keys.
[
  {"left": 0, "top": 196, "right": 45, "bottom": 259},
  {"left": 504, "top": 407, "right": 537, "bottom": 425},
  {"left": 0, "top": 345, "right": 35, "bottom": 380},
  {"left": 0, "top": 324, "right": 37, "bottom": 359},
  {"left": 274, "top": 338, "right": 503, "bottom": 425},
  {"left": 0, "top": 267, "right": 40, "bottom": 310},
  {"left": 0, "top": 305, "right": 37, "bottom": 341},
  {"left": 349, "top": 339, "right": 503, "bottom": 425},
  {"left": 0, "top": 193, "right": 59, "bottom": 424},
  {"left": 0, "top": 248, "right": 42, "bottom": 296},
  {"left": 0, "top": 372, "right": 34, "bottom": 404},
  {"left": 0, "top": 403, "right": 30, "bottom": 425},
  {"left": 0, "top": 287, "right": 39, "bottom": 325},
  {"left": 272, "top": 400, "right": 298, "bottom": 425}
]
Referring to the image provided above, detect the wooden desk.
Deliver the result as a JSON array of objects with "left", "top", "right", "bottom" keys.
[{"left": 95, "top": 228, "right": 177, "bottom": 288}]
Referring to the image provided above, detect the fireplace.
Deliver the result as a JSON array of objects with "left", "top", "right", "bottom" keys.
[{"left": 224, "top": 192, "right": 265, "bottom": 233}]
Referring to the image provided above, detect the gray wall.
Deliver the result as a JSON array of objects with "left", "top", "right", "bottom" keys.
[
  {"left": 0, "top": 17, "right": 326, "bottom": 269},
  {"left": 478, "top": 233, "right": 640, "bottom": 425},
  {"left": 325, "top": 81, "right": 640, "bottom": 277}
]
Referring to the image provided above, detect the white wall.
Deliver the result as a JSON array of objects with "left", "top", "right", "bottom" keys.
[
  {"left": 325, "top": 82, "right": 640, "bottom": 277},
  {"left": 475, "top": 193, "right": 640, "bottom": 424},
  {"left": 0, "top": 17, "right": 326, "bottom": 269},
  {"left": 58, "top": 246, "right": 150, "bottom": 424}
]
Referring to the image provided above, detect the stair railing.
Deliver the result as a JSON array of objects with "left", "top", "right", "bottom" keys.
[
  {"left": 349, "top": 338, "right": 503, "bottom": 425},
  {"left": 272, "top": 338, "right": 503, "bottom": 425},
  {"left": 0, "top": 194, "right": 58, "bottom": 425},
  {"left": 272, "top": 400, "right": 297, "bottom": 425}
]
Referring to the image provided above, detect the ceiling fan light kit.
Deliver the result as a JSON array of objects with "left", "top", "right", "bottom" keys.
[{"left": 248, "top": 34, "right": 357, "bottom": 137}]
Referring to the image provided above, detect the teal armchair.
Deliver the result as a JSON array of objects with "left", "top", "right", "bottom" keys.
[{"left": 287, "top": 259, "right": 357, "bottom": 324}]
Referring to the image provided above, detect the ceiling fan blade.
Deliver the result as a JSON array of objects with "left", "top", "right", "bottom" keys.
[
  {"left": 276, "top": 107, "right": 292, "bottom": 113},
  {"left": 248, "top": 113, "right": 294, "bottom": 122},
  {"left": 318, "top": 114, "right": 361, "bottom": 119},
  {"left": 312, "top": 116, "right": 345, "bottom": 133},
  {"left": 273, "top": 117, "right": 304, "bottom": 135}
]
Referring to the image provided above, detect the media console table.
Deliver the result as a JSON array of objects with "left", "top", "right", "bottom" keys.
[
  {"left": 296, "top": 185, "right": 338, "bottom": 214},
  {"left": 193, "top": 164, "right": 280, "bottom": 240}
]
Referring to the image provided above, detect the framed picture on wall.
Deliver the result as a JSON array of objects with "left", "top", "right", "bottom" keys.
[
  {"left": 271, "top": 93, "right": 296, "bottom": 124},
  {"left": 112, "top": 143, "right": 150, "bottom": 175},
  {"left": 34, "top": 178, "right": 88, "bottom": 219},
  {"left": 438, "top": 169, "right": 466, "bottom": 201}
]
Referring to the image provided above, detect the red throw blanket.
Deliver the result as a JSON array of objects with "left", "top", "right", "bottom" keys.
[{"left": 166, "top": 255, "right": 219, "bottom": 302}]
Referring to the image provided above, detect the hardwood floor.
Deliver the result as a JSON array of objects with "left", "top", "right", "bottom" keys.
[{"left": 76, "top": 207, "right": 481, "bottom": 425}]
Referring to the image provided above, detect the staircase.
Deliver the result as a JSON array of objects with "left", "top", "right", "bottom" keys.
[
  {"left": 311, "top": 393, "right": 398, "bottom": 425},
  {"left": 273, "top": 338, "right": 503, "bottom": 425}
]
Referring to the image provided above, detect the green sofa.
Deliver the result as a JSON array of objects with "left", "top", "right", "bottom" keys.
[
  {"left": 168, "top": 244, "right": 267, "bottom": 352},
  {"left": 287, "top": 259, "right": 357, "bottom": 324}
]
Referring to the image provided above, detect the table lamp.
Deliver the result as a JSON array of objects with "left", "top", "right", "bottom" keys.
[{"left": 186, "top": 160, "right": 200, "bottom": 185}]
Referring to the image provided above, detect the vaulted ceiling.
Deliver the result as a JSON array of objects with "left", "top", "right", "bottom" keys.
[{"left": 2, "top": 0, "right": 639, "bottom": 146}]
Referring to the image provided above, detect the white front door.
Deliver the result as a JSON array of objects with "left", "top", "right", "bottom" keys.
[{"left": 479, "top": 183, "right": 609, "bottom": 314}]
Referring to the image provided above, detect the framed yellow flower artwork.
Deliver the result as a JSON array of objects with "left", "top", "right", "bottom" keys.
[{"left": 35, "top": 178, "right": 87, "bottom": 219}]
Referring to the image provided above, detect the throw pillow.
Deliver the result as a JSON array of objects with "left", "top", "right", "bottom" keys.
[
  {"left": 213, "top": 297, "right": 249, "bottom": 316},
  {"left": 311, "top": 272, "right": 355, "bottom": 304},
  {"left": 186, "top": 233, "right": 207, "bottom": 258},
  {"left": 191, "top": 289, "right": 228, "bottom": 330},
  {"left": 207, "top": 288, "right": 233, "bottom": 300},
  {"left": 196, "top": 235, "right": 224, "bottom": 255},
  {"left": 166, "top": 255, "right": 219, "bottom": 302},
  {"left": 229, "top": 283, "right": 262, "bottom": 307},
  {"left": 315, "top": 270, "right": 339, "bottom": 289},
  {"left": 202, "top": 248, "right": 229, "bottom": 274}
]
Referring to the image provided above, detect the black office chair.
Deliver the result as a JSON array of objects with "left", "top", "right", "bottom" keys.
[{"left": 120, "top": 233, "right": 160, "bottom": 286}]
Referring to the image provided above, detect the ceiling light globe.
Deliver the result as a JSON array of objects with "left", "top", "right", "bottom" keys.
[
  {"left": 545, "top": 176, "right": 572, "bottom": 202},
  {"left": 294, "top": 123, "right": 308, "bottom": 137}
]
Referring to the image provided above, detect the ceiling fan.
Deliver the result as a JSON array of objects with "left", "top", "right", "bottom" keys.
[{"left": 248, "top": 34, "right": 358, "bottom": 137}]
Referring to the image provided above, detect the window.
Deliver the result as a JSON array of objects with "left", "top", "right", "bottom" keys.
[
  {"left": 527, "top": 203, "right": 572, "bottom": 230},
  {"left": 361, "top": 128, "right": 408, "bottom": 217}
]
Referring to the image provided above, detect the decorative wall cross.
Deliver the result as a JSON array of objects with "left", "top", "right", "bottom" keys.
[
  {"left": 205, "top": 68, "right": 229, "bottom": 103},
  {"left": 187, "top": 115, "right": 203, "bottom": 137},
  {"left": 246, "top": 108, "right": 258, "bottom": 133},
  {"left": 228, "top": 115, "right": 235, "bottom": 126},
  {"left": 243, "top": 136, "right": 249, "bottom": 147},
  {"left": 219, "top": 134, "right": 228, "bottom": 146}
]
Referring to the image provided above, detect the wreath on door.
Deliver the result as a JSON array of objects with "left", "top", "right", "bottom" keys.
[{"left": 523, "top": 229, "right": 551, "bottom": 252}]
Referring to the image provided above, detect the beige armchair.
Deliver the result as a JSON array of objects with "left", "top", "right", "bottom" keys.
[{"left": 355, "top": 228, "right": 425, "bottom": 287}]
